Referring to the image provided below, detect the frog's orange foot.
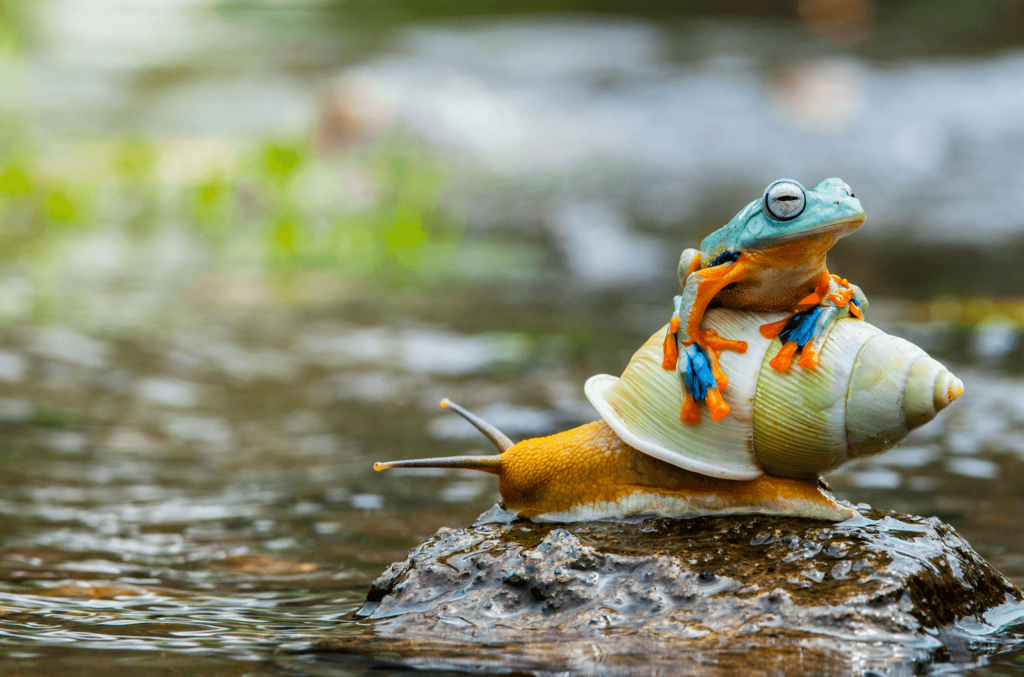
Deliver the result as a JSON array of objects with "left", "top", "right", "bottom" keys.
[
  {"left": 680, "top": 391, "right": 700, "bottom": 425},
  {"left": 828, "top": 287, "right": 854, "bottom": 307},
  {"left": 700, "top": 328, "right": 747, "bottom": 354},
  {"left": 770, "top": 306, "right": 830, "bottom": 371},
  {"left": 704, "top": 387, "right": 730, "bottom": 422},
  {"left": 662, "top": 326, "right": 680, "bottom": 370},
  {"left": 696, "top": 328, "right": 746, "bottom": 391},
  {"left": 849, "top": 299, "right": 863, "bottom": 319},
  {"left": 759, "top": 317, "right": 790, "bottom": 339},
  {"left": 769, "top": 341, "right": 800, "bottom": 371},
  {"left": 797, "top": 345, "right": 821, "bottom": 369},
  {"left": 662, "top": 305, "right": 684, "bottom": 371},
  {"left": 676, "top": 342, "right": 736, "bottom": 425}
]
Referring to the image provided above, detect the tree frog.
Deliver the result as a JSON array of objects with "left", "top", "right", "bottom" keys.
[{"left": 663, "top": 178, "right": 868, "bottom": 424}]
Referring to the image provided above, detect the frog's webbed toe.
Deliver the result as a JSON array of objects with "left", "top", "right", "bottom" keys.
[
  {"left": 769, "top": 305, "right": 838, "bottom": 370},
  {"left": 763, "top": 276, "right": 867, "bottom": 372},
  {"left": 679, "top": 343, "right": 730, "bottom": 424}
]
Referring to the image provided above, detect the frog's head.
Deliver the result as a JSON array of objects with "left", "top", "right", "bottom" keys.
[{"left": 704, "top": 178, "right": 865, "bottom": 253}]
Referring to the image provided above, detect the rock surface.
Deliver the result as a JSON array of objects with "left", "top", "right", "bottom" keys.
[{"left": 311, "top": 507, "right": 1024, "bottom": 675}]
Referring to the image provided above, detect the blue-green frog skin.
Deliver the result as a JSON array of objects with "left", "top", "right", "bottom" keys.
[{"left": 662, "top": 178, "right": 869, "bottom": 425}]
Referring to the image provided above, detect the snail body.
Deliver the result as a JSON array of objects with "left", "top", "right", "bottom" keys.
[
  {"left": 375, "top": 309, "right": 962, "bottom": 523},
  {"left": 375, "top": 408, "right": 855, "bottom": 523}
]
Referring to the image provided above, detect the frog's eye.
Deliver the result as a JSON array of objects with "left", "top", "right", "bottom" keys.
[
  {"left": 764, "top": 181, "right": 806, "bottom": 221},
  {"left": 843, "top": 182, "right": 855, "bottom": 198}
]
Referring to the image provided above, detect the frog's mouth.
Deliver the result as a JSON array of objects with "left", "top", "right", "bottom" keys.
[{"left": 758, "top": 215, "right": 866, "bottom": 246}]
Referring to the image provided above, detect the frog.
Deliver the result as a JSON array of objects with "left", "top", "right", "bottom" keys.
[{"left": 662, "top": 178, "right": 868, "bottom": 425}]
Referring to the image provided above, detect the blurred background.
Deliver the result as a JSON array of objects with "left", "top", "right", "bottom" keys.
[{"left": 0, "top": 0, "right": 1024, "bottom": 674}]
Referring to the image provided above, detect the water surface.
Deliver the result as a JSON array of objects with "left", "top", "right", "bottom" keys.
[{"left": 0, "top": 1, "right": 1023, "bottom": 674}]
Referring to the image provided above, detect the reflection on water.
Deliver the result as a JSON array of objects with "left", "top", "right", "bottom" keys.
[
  {"left": 0, "top": 0, "right": 1022, "bottom": 674},
  {"left": 0, "top": 293, "right": 1020, "bottom": 673}
]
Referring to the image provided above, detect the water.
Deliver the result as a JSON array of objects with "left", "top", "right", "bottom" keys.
[{"left": 0, "top": 1, "right": 1023, "bottom": 674}]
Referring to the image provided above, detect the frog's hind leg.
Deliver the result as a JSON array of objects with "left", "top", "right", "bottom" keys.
[
  {"left": 795, "top": 306, "right": 841, "bottom": 368},
  {"left": 678, "top": 344, "right": 730, "bottom": 423},
  {"left": 798, "top": 282, "right": 869, "bottom": 367},
  {"left": 768, "top": 306, "right": 833, "bottom": 371}
]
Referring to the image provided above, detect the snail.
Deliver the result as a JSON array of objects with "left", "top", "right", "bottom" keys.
[{"left": 374, "top": 309, "right": 963, "bottom": 523}]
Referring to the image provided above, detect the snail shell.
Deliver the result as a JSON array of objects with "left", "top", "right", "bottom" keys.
[{"left": 585, "top": 308, "right": 963, "bottom": 481}]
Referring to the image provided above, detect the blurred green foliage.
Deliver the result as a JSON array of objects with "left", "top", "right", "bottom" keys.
[
  {"left": 0, "top": 110, "right": 475, "bottom": 304},
  {"left": 181, "top": 134, "right": 466, "bottom": 280},
  {"left": 0, "top": 0, "right": 29, "bottom": 54},
  {"left": 0, "top": 137, "right": 89, "bottom": 262}
]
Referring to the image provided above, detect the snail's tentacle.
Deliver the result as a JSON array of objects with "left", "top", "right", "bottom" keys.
[
  {"left": 373, "top": 456, "right": 502, "bottom": 474},
  {"left": 374, "top": 399, "right": 512, "bottom": 474},
  {"left": 439, "top": 398, "right": 514, "bottom": 452}
]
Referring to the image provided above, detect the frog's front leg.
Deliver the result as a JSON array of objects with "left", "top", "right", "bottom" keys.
[
  {"left": 661, "top": 249, "right": 702, "bottom": 370},
  {"left": 662, "top": 254, "right": 750, "bottom": 424},
  {"left": 760, "top": 274, "right": 868, "bottom": 371}
]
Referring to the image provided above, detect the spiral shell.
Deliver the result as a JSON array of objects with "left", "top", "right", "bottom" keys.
[{"left": 585, "top": 309, "right": 963, "bottom": 481}]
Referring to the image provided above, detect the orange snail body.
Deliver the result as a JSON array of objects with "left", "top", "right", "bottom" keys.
[{"left": 374, "top": 400, "right": 854, "bottom": 523}]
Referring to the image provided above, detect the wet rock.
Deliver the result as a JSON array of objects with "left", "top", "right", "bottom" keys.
[{"left": 312, "top": 508, "right": 1024, "bottom": 675}]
